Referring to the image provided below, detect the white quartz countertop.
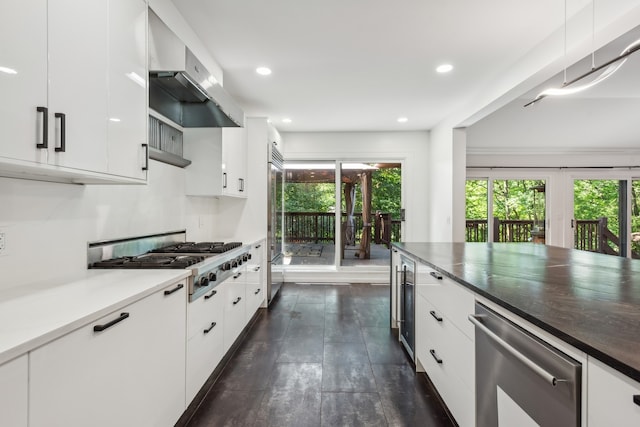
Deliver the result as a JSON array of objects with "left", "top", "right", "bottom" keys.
[{"left": 0, "top": 269, "right": 191, "bottom": 366}]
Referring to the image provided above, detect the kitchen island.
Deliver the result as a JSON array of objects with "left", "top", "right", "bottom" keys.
[{"left": 393, "top": 242, "right": 640, "bottom": 426}]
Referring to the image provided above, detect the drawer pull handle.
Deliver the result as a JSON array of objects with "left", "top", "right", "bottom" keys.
[
  {"left": 430, "top": 310, "right": 443, "bottom": 322},
  {"left": 233, "top": 297, "right": 242, "bottom": 305},
  {"left": 254, "top": 266, "right": 261, "bottom": 271},
  {"left": 204, "top": 322, "right": 217, "bottom": 334},
  {"left": 234, "top": 272, "right": 242, "bottom": 279},
  {"left": 430, "top": 271, "right": 443, "bottom": 280},
  {"left": 634, "top": 395, "right": 640, "bottom": 407},
  {"left": 94, "top": 312, "right": 129, "bottom": 332},
  {"left": 204, "top": 289, "right": 217, "bottom": 300},
  {"left": 254, "top": 288, "right": 261, "bottom": 295},
  {"left": 430, "top": 349, "right": 443, "bottom": 364},
  {"left": 164, "top": 283, "right": 184, "bottom": 295},
  {"left": 255, "top": 244, "right": 261, "bottom": 248},
  {"left": 142, "top": 143, "right": 149, "bottom": 171}
]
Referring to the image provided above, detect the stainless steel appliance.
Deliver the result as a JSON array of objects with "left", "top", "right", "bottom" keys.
[
  {"left": 470, "top": 302, "right": 581, "bottom": 426},
  {"left": 266, "top": 142, "right": 284, "bottom": 305},
  {"left": 148, "top": 10, "right": 244, "bottom": 128},
  {"left": 399, "top": 254, "right": 415, "bottom": 360},
  {"left": 88, "top": 231, "right": 250, "bottom": 302}
]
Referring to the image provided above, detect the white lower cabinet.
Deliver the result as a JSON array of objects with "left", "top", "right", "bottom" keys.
[
  {"left": 29, "top": 280, "right": 187, "bottom": 427},
  {"left": 186, "top": 285, "right": 226, "bottom": 403},
  {"left": 245, "top": 241, "right": 265, "bottom": 320},
  {"left": 223, "top": 268, "right": 247, "bottom": 353},
  {"left": 412, "top": 258, "right": 476, "bottom": 427},
  {"left": 588, "top": 358, "right": 640, "bottom": 426},
  {"left": 0, "top": 354, "right": 28, "bottom": 427}
]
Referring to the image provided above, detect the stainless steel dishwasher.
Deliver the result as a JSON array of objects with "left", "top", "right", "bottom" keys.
[
  {"left": 399, "top": 254, "right": 415, "bottom": 360},
  {"left": 469, "top": 302, "right": 581, "bottom": 427}
]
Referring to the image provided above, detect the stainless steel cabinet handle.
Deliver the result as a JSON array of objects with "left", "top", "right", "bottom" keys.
[
  {"left": 430, "top": 271, "right": 443, "bottom": 280},
  {"left": 204, "top": 289, "right": 217, "bottom": 300},
  {"left": 233, "top": 297, "right": 242, "bottom": 305},
  {"left": 430, "top": 349, "right": 443, "bottom": 364},
  {"left": 254, "top": 288, "right": 261, "bottom": 295},
  {"left": 223, "top": 172, "right": 227, "bottom": 188},
  {"left": 469, "top": 314, "right": 564, "bottom": 386}
]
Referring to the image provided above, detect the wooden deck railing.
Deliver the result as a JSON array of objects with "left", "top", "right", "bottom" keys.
[
  {"left": 466, "top": 217, "right": 638, "bottom": 258},
  {"left": 281, "top": 212, "right": 401, "bottom": 245}
]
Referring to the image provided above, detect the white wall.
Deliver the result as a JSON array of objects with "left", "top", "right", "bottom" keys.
[
  {"left": 0, "top": 161, "right": 218, "bottom": 291},
  {"left": 282, "top": 131, "right": 430, "bottom": 242}
]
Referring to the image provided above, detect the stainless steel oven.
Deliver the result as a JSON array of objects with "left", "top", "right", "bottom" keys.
[
  {"left": 399, "top": 254, "right": 415, "bottom": 360},
  {"left": 469, "top": 302, "right": 581, "bottom": 426}
]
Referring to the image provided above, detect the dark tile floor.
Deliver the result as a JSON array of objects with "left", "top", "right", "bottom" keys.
[{"left": 186, "top": 283, "right": 454, "bottom": 427}]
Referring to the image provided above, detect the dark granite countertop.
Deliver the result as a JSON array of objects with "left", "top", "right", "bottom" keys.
[{"left": 394, "top": 242, "right": 640, "bottom": 382}]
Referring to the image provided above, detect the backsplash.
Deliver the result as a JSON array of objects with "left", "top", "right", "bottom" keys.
[{"left": 0, "top": 160, "right": 217, "bottom": 291}]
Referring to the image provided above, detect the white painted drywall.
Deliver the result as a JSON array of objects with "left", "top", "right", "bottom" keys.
[{"left": 0, "top": 161, "right": 217, "bottom": 290}]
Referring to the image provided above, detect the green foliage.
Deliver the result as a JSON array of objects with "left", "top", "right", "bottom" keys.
[
  {"left": 573, "top": 180, "right": 619, "bottom": 235},
  {"left": 465, "top": 180, "right": 488, "bottom": 220},
  {"left": 284, "top": 167, "right": 402, "bottom": 219},
  {"left": 285, "top": 182, "right": 336, "bottom": 212}
]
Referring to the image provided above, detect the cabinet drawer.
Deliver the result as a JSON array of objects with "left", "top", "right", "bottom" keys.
[
  {"left": 223, "top": 272, "right": 246, "bottom": 352},
  {"left": 246, "top": 279, "right": 264, "bottom": 322},
  {"left": 186, "top": 316, "right": 224, "bottom": 403},
  {"left": 416, "top": 293, "right": 474, "bottom": 390},
  {"left": 415, "top": 264, "right": 475, "bottom": 339},
  {"left": 588, "top": 358, "right": 640, "bottom": 426},
  {"left": 417, "top": 337, "right": 474, "bottom": 427},
  {"left": 188, "top": 285, "right": 225, "bottom": 339}
]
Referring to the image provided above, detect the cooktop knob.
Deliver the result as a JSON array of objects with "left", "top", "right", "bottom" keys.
[
  {"left": 208, "top": 272, "right": 217, "bottom": 281},
  {"left": 199, "top": 277, "right": 209, "bottom": 287},
  {"left": 223, "top": 262, "right": 231, "bottom": 271},
  {"left": 247, "top": 253, "right": 252, "bottom": 260}
]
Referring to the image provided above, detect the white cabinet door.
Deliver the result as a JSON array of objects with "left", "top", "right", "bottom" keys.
[
  {"left": 186, "top": 286, "right": 225, "bottom": 403},
  {"left": 245, "top": 241, "right": 265, "bottom": 319},
  {"left": 222, "top": 127, "right": 248, "bottom": 197},
  {"left": 223, "top": 268, "right": 247, "bottom": 352},
  {"left": 0, "top": 354, "right": 28, "bottom": 427},
  {"left": 588, "top": 358, "right": 640, "bottom": 426},
  {"left": 106, "top": 0, "right": 148, "bottom": 179},
  {"left": 30, "top": 280, "right": 187, "bottom": 427},
  {"left": 184, "top": 128, "right": 224, "bottom": 196},
  {"left": 0, "top": 0, "right": 48, "bottom": 164},
  {"left": 47, "top": 0, "right": 108, "bottom": 173}
]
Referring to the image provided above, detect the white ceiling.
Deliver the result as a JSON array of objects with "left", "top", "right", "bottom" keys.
[
  {"left": 467, "top": 23, "right": 640, "bottom": 150},
  {"left": 171, "top": 0, "right": 589, "bottom": 132}
]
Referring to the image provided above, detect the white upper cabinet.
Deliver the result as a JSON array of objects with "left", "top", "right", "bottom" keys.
[
  {"left": 0, "top": 0, "right": 148, "bottom": 184},
  {"left": 106, "top": 0, "right": 148, "bottom": 180},
  {"left": 222, "top": 127, "right": 248, "bottom": 197},
  {"left": 184, "top": 127, "right": 248, "bottom": 198},
  {"left": 0, "top": 0, "right": 48, "bottom": 164}
]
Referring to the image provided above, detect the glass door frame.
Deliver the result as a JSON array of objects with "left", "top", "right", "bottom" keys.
[
  {"left": 466, "top": 170, "right": 552, "bottom": 244},
  {"left": 566, "top": 170, "right": 638, "bottom": 259}
]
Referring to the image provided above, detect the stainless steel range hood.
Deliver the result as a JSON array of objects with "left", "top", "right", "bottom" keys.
[{"left": 148, "top": 10, "right": 244, "bottom": 128}]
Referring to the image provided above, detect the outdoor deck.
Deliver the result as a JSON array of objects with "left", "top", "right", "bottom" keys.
[{"left": 283, "top": 242, "right": 391, "bottom": 266}]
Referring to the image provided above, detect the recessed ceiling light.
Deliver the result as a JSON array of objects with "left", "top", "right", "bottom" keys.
[
  {"left": 397, "top": 117, "right": 408, "bottom": 123},
  {"left": 436, "top": 64, "right": 453, "bottom": 73},
  {"left": 282, "top": 118, "right": 292, "bottom": 123},
  {"left": 256, "top": 67, "right": 272, "bottom": 76}
]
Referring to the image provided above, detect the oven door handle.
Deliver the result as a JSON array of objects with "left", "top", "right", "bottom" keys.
[{"left": 468, "top": 314, "right": 564, "bottom": 387}]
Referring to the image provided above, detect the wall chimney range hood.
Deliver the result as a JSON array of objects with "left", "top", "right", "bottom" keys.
[{"left": 148, "top": 10, "right": 244, "bottom": 128}]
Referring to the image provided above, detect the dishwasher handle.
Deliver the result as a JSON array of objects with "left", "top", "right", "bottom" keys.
[{"left": 469, "top": 314, "right": 565, "bottom": 387}]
